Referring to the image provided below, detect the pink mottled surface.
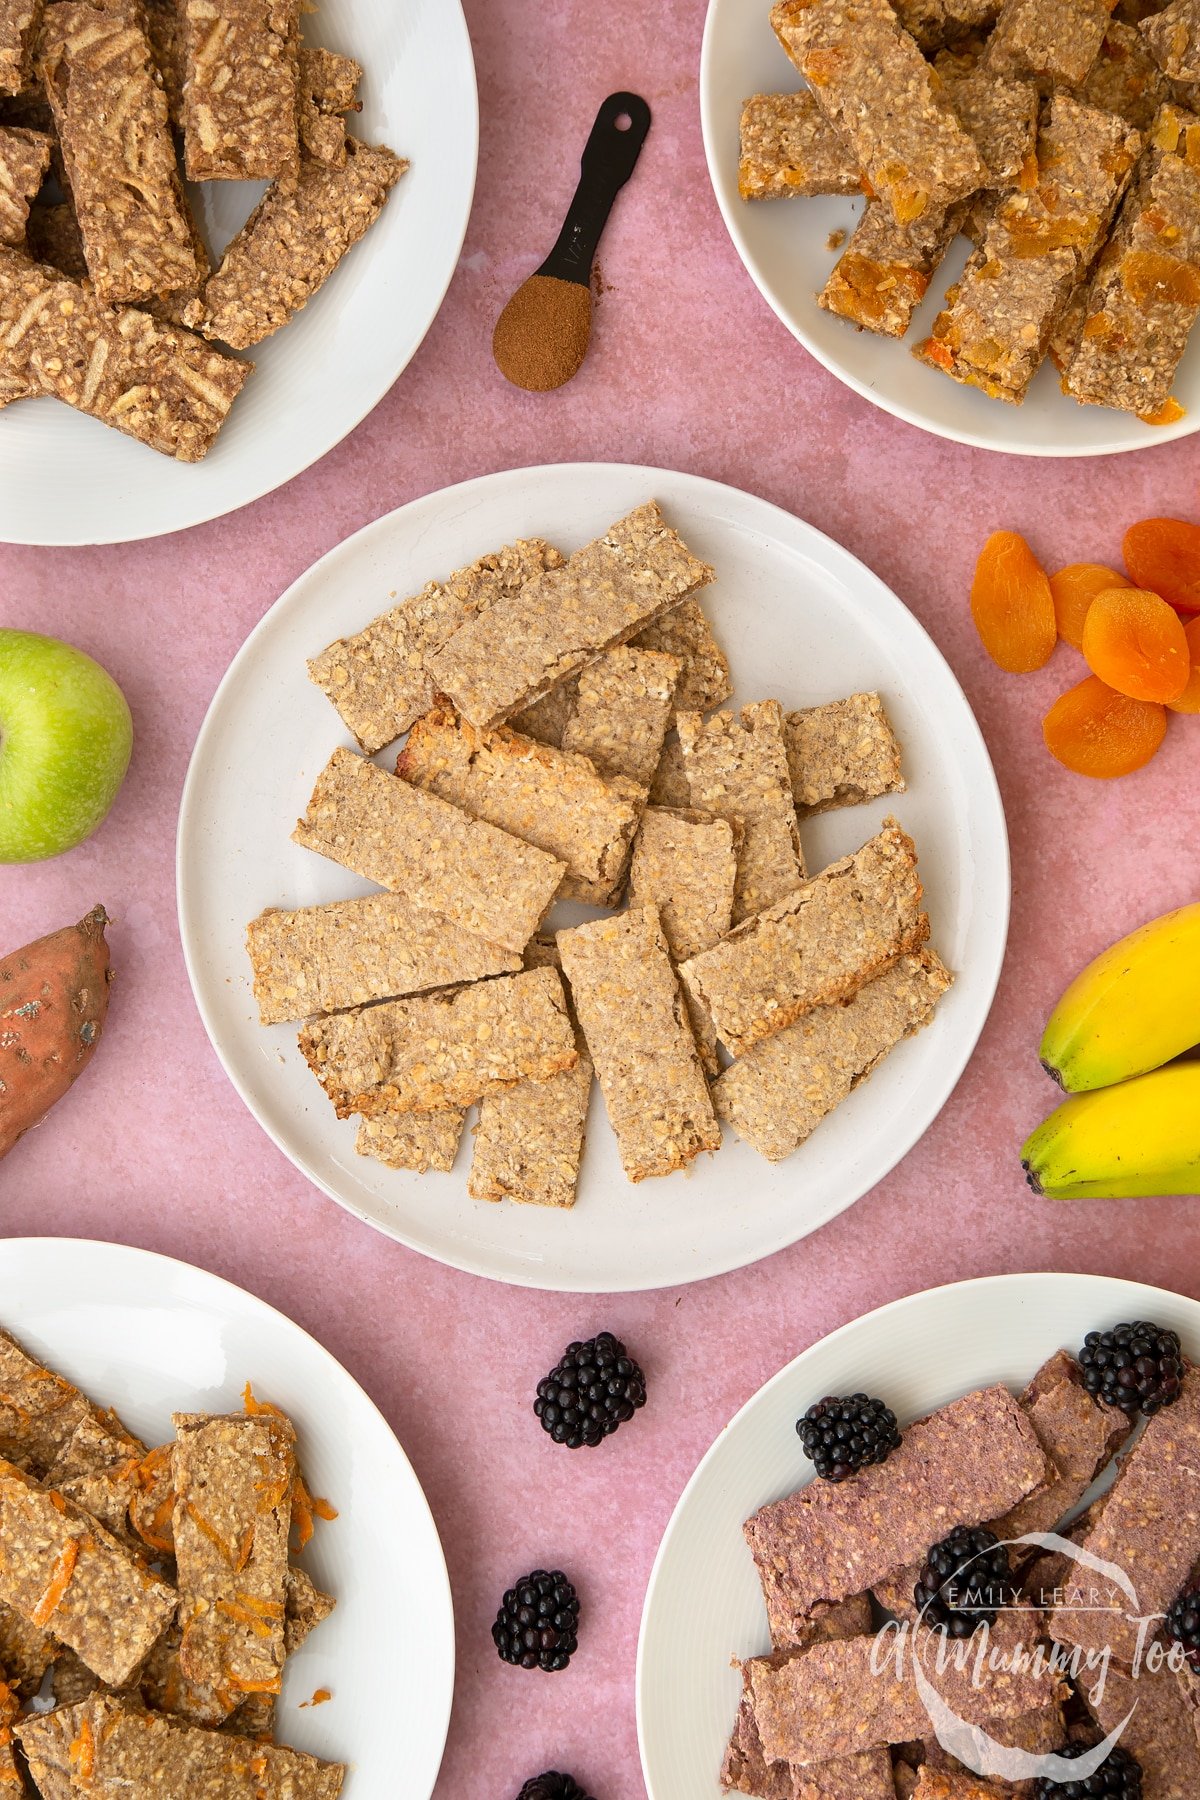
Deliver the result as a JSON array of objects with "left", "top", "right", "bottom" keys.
[{"left": 2, "top": 2, "right": 1200, "bottom": 1796}]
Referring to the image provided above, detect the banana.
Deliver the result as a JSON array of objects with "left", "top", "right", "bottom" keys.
[
  {"left": 1039, "top": 902, "right": 1200, "bottom": 1092},
  {"left": 1022, "top": 1064, "right": 1200, "bottom": 1199}
]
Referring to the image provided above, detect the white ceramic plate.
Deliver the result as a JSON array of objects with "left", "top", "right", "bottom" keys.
[
  {"left": 176, "top": 461, "right": 1010, "bottom": 1293},
  {"left": 637, "top": 1271, "right": 1200, "bottom": 1799},
  {"left": 0, "top": 0, "right": 477, "bottom": 545},
  {"left": 0, "top": 1237, "right": 453, "bottom": 1798},
  {"left": 700, "top": 0, "right": 1198, "bottom": 457}
]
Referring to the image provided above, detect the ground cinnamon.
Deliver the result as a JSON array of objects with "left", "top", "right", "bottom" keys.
[{"left": 493, "top": 273, "right": 593, "bottom": 392}]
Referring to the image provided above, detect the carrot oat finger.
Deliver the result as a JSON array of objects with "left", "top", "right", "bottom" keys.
[
  {"left": 245, "top": 892, "right": 520, "bottom": 1026},
  {"left": 769, "top": 0, "right": 987, "bottom": 227},
  {"left": 557, "top": 906, "right": 720, "bottom": 1183},
  {"left": 308, "top": 540, "right": 565, "bottom": 754},
  {"left": 427, "top": 501, "right": 715, "bottom": 731},
  {"left": 171, "top": 1410, "right": 294, "bottom": 1704},
  {"left": 292, "top": 747, "right": 564, "bottom": 954},
  {"left": 180, "top": 0, "right": 299, "bottom": 183},
  {"left": 783, "top": 693, "right": 905, "bottom": 815},
  {"left": 0, "top": 246, "right": 250, "bottom": 458},
  {"left": 37, "top": 1, "right": 199, "bottom": 304},
  {"left": 397, "top": 702, "right": 646, "bottom": 907},
  {"left": 713, "top": 949, "right": 952, "bottom": 1162},
  {"left": 986, "top": 0, "right": 1120, "bottom": 85},
  {"left": 677, "top": 700, "right": 805, "bottom": 923},
  {"left": 299, "top": 966, "right": 579, "bottom": 1119},
  {"left": 738, "top": 90, "right": 860, "bottom": 201},
  {"left": 0, "top": 1458, "right": 175, "bottom": 1685},
  {"left": 45, "top": 1408, "right": 145, "bottom": 1544},
  {"left": 192, "top": 139, "right": 406, "bottom": 348},
  {"left": 18, "top": 1693, "right": 346, "bottom": 1799},
  {"left": 0, "top": 1326, "right": 96, "bottom": 1476},
  {"left": 0, "top": 123, "right": 48, "bottom": 247},
  {"left": 355, "top": 1109, "right": 466, "bottom": 1174},
  {"left": 1064, "top": 104, "right": 1200, "bottom": 417},
  {"left": 679, "top": 822, "right": 929, "bottom": 1057},
  {"left": 915, "top": 97, "right": 1142, "bottom": 403},
  {"left": 559, "top": 645, "right": 680, "bottom": 788}
]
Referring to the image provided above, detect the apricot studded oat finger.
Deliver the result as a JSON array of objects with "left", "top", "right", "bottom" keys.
[
  {"left": 1076, "top": 19, "right": 1168, "bottom": 129},
  {"left": 193, "top": 139, "right": 406, "bottom": 348},
  {"left": 915, "top": 97, "right": 1142, "bottom": 404},
  {"left": 770, "top": 0, "right": 986, "bottom": 227},
  {"left": 986, "top": 0, "right": 1122, "bottom": 86},
  {"left": 737, "top": 90, "right": 860, "bottom": 201},
  {"left": 0, "top": 123, "right": 48, "bottom": 247},
  {"left": 1141, "top": 0, "right": 1200, "bottom": 80},
  {"left": 1065, "top": 105, "right": 1200, "bottom": 418}
]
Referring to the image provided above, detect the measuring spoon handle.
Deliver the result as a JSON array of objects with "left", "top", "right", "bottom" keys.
[{"left": 537, "top": 91, "right": 652, "bottom": 287}]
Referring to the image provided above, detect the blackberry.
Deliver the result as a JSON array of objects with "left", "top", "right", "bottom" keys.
[
  {"left": 1032, "top": 1743, "right": 1142, "bottom": 1797},
  {"left": 493, "top": 1570, "right": 579, "bottom": 1672},
  {"left": 796, "top": 1393, "right": 901, "bottom": 1482},
  {"left": 1165, "top": 1581, "right": 1200, "bottom": 1672},
  {"left": 914, "top": 1525, "right": 1017, "bottom": 1637},
  {"left": 1078, "top": 1321, "right": 1183, "bottom": 1417},
  {"left": 515, "top": 1776, "right": 594, "bottom": 1800},
  {"left": 534, "top": 1332, "right": 646, "bottom": 1449}
]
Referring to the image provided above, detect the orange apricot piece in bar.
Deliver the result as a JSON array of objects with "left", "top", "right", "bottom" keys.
[
  {"left": 1123, "top": 518, "right": 1200, "bottom": 613},
  {"left": 1081, "top": 587, "right": 1190, "bottom": 703},
  {"left": 970, "top": 531, "right": 1057, "bottom": 673},
  {"left": 1048, "top": 563, "right": 1130, "bottom": 651},
  {"left": 1169, "top": 617, "right": 1200, "bottom": 715},
  {"left": 1043, "top": 675, "right": 1167, "bottom": 779}
]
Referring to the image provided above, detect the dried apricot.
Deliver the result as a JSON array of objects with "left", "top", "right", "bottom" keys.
[
  {"left": 970, "top": 531, "right": 1057, "bottom": 673},
  {"left": 1123, "top": 517, "right": 1200, "bottom": 613},
  {"left": 1048, "top": 563, "right": 1130, "bottom": 650},
  {"left": 1081, "top": 587, "right": 1190, "bottom": 702},
  {"left": 1169, "top": 617, "right": 1200, "bottom": 714},
  {"left": 1043, "top": 676, "right": 1167, "bottom": 779}
]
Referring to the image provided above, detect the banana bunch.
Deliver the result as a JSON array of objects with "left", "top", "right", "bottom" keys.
[{"left": 1023, "top": 903, "right": 1200, "bottom": 1200}]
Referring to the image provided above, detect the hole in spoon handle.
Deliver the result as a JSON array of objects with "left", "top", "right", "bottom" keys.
[{"left": 537, "top": 91, "right": 652, "bottom": 286}]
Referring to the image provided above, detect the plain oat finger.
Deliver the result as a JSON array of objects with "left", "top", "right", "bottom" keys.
[
  {"left": 677, "top": 700, "right": 805, "bottom": 923},
  {"left": 557, "top": 905, "right": 720, "bottom": 1183},
  {"left": 559, "top": 645, "right": 681, "bottom": 788},
  {"left": 0, "top": 122, "right": 47, "bottom": 246},
  {"left": 180, "top": 0, "right": 300, "bottom": 183},
  {"left": 783, "top": 693, "right": 905, "bottom": 816}
]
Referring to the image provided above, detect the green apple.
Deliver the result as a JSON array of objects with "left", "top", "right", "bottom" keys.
[{"left": 0, "top": 629, "right": 133, "bottom": 862}]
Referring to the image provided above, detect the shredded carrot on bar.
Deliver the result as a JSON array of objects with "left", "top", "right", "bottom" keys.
[
  {"left": 31, "top": 1537, "right": 78, "bottom": 1626},
  {"left": 68, "top": 1715, "right": 95, "bottom": 1780},
  {"left": 243, "top": 1382, "right": 286, "bottom": 1422},
  {"left": 291, "top": 1478, "right": 314, "bottom": 1551},
  {"left": 216, "top": 1600, "right": 275, "bottom": 1639},
  {"left": 312, "top": 1495, "right": 338, "bottom": 1522},
  {"left": 228, "top": 1674, "right": 283, "bottom": 1694},
  {"left": 234, "top": 1522, "right": 257, "bottom": 1571},
  {"left": 185, "top": 1501, "right": 235, "bottom": 1562}
]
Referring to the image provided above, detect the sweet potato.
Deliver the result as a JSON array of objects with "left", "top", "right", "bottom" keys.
[{"left": 0, "top": 906, "right": 112, "bottom": 1159}]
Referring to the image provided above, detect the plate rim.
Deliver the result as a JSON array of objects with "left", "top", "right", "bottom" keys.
[
  {"left": 0, "top": 1234, "right": 456, "bottom": 1799},
  {"left": 176, "top": 458, "right": 1012, "bottom": 1293},
  {"left": 635, "top": 1268, "right": 1200, "bottom": 1797},
  {"left": 697, "top": 0, "right": 1197, "bottom": 460},
  {"left": 0, "top": 0, "right": 479, "bottom": 547}
]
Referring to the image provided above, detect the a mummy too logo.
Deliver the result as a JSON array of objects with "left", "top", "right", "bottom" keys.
[{"left": 871, "top": 1531, "right": 1183, "bottom": 1785}]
